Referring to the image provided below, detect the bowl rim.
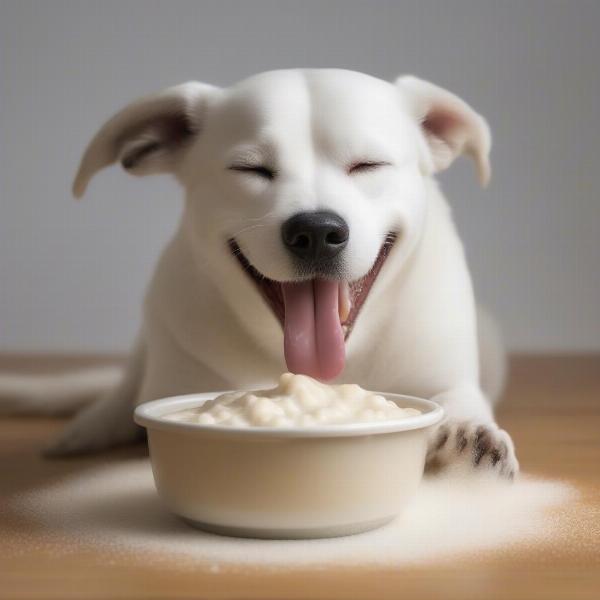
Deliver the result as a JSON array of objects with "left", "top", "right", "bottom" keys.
[{"left": 134, "top": 391, "right": 444, "bottom": 438}]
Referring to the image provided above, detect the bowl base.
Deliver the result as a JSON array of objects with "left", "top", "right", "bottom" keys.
[{"left": 181, "top": 514, "right": 396, "bottom": 539}]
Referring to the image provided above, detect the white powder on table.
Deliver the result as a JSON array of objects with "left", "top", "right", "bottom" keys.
[{"left": 12, "top": 459, "right": 576, "bottom": 571}]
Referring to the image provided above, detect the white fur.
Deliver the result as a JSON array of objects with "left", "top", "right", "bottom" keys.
[
  {"left": 0, "top": 366, "right": 122, "bottom": 416},
  {"left": 1, "top": 69, "right": 517, "bottom": 476}
]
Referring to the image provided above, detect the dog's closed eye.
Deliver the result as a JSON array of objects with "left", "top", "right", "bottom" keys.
[
  {"left": 348, "top": 161, "right": 391, "bottom": 175},
  {"left": 229, "top": 164, "right": 276, "bottom": 180}
]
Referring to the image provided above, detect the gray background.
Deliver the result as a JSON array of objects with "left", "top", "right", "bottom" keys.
[{"left": 1, "top": 0, "right": 599, "bottom": 353}]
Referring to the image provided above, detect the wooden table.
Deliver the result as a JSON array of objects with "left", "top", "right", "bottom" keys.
[{"left": 1, "top": 354, "right": 599, "bottom": 600}]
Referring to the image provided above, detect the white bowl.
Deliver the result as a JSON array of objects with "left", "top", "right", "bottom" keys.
[{"left": 134, "top": 391, "right": 444, "bottom": 539}]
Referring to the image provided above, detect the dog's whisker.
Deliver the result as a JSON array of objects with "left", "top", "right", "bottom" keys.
[
  {"left": 229, "top": 221, "right": 273, "bottom": 239},
  {"left": 219, "top": 208, "right": 277, "bottom": 229},
  {"left": 226, "top": 211, "right": 279, "bottom": 240},
  {"left": 245, "top": 210, "right": 278, "bottom": 223}
]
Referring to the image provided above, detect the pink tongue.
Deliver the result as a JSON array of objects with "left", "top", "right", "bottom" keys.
[{"left": 282, "top": 280, "right": 345, "bottom": 381}]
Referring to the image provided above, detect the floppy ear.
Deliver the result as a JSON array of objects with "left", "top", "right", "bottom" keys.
[
  {"left": 72, "top": 81, "right": 219, "bottom": 198},
  {"left": 396, "top": 75, "right": 491, "bottom": 186}
]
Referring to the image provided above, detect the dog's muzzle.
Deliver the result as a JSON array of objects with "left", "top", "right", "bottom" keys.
[{"left": 229, "top": 219, "right": 396, "bottom": 381}]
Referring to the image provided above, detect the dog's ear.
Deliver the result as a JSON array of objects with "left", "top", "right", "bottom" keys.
[
  {"left": 72, "top": 82, "right": 219, "bottom": 198},
  {"left": 396, "top": 75, "right": 491, "bottom": 186}
]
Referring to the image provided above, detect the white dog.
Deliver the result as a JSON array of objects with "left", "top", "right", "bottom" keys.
[{"left": 1, "top": 69, "right": 518, "bottom": 477}]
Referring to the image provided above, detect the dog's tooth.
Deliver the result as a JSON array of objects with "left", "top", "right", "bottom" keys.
[{"left": 339, "top": 281, "right": 352, "bottom": 323}]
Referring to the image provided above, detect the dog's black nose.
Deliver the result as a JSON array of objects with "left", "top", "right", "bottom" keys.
[{"left": 281, "top": 211, "right": 349, "bottom": 262}]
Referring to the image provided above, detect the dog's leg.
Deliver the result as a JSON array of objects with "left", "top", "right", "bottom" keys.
[
  {"left": 44, "top": 338, "right": 146, "bottom": 457},
  {"left": 477, "top": 305, "right": 508, "bottom": 406},
  {"left": 425, "top": 384, "right": 519, "bottom": 479}
]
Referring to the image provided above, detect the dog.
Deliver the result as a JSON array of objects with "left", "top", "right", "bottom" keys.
[{"left": 0, "top": 69, "right": 518, "bottom": 477}]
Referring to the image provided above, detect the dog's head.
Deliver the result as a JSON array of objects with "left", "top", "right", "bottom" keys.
[{"left": 74, "top": 69, "right": 490, "bottom": 380}]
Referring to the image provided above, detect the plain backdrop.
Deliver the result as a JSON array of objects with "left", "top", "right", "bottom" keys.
[{"left": 1, "top": 0, "right": 599, "bottom": 353}]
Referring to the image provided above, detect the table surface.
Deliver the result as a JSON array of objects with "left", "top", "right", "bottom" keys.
[{"left": 1, "top": 354, "right": 599, "bottom": 600}]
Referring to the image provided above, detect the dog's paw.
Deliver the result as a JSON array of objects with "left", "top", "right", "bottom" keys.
[
  {"left": 43, "top": 398, "right": 142, "bottom": 458},
  {"left": 426, "top": 420, "right": 519, "bottom": 479},
  {"left": 44, "top": 419, "right": 143, "bottom": 457},
  {"left": 43, "top": 420, "right": 112, "bottom": 457}
]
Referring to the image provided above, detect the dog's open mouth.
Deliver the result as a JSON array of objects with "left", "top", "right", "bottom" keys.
[{"left": 229, "top": 233, "right": 396, "bottom": 381}]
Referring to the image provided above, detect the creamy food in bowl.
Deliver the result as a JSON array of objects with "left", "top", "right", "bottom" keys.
[
  {"left": 165, "top": 372, "right": 422, "bottom": 427},
  {"left": 134, "top": 374, "right": 444, "bottom": 539}
]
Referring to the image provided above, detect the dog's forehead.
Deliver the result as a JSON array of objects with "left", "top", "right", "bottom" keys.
[{"left": 209, "top": 69, "right": 410, "bottom": 145}]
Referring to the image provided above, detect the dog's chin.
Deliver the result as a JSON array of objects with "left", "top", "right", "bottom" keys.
[{"left": 228, "top": 233, "right": 397, "bottom": 340}]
